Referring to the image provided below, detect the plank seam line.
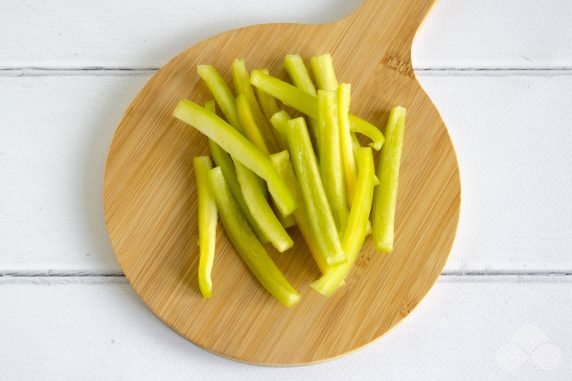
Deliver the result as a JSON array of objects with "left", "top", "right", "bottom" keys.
[
  {"left": 0, "top": 270, "right": 571, "bottom": 278},
  {"left": 2, "top": 67, "right": 572, "bottom": 77}
]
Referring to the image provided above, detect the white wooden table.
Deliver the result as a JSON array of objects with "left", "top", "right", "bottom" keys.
[{"left": 1, "top": 1, "right": 571, "bottom": 379}]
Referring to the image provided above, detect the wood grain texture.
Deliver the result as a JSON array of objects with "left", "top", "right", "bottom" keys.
[{"left": 103, "top": 0, "right": 460, "bottom": 364}]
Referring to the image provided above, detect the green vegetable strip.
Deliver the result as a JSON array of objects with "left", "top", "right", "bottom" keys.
[
  {"left": 193, "top": 156, "right": 218, "bottom": 299},
  {"left": 348, "top": 116, "right": 385, "bottom": 151},
  {"left": 250, "top": 70, "right": 382, "bottom": 142},
  {"left": 197, "top": 65, "right": 240, "bottom": 129},
  {"left": 337, "top": 84, "right": 358, "bottom": 205},
  {"left": 254, "top": 69, "right": 287, "bottom": 150},
  {"left": 270, "top": 151, "right": 331, "bottom": 273},
  {"left": 311, "top": 147, "right": 377, "bottom": 297},
  {"left": 208, "top": 167, "right": 301, "bottom": 307},
  {"left": 310, "top": 54, "right": 338, "bottom": 91},
  {"left": 236, "top": 94, "right": 270, "bottom": 155},
  {"left": 235, "top": 161, "right": 294, "bottom": 253},
  {"left": 274, "top": 202, "right": 296, "bottom": 229},
  {"left": 174, "top": 100, "right": 297, "bottom": 216},
  {"left": 232, "top": 59, "right": 279, "bottom": 152},
  {"left": 373, "top": 106, "right": 406, "bottom": 253},
  {"left": 255, "top": 69, "right": 280, "bottom": 118},
  {"left": 207, "top": 140, "right": 268, "bottom": 244},
  {"left": 251, "top": 70, "right": 317, "bottom": 116},
  {"left": 205, "top": 100, "right": 269, "bottom": 243},
  {"left": 204, "top": 100, "right": 216, "bottom": 113},
  {"left": 283, "top": 54, "right": 321, "bottom": 153},
  {"left": 284, "top": 54, "right": 317, "bottom": 96},
  {"left": 318, "top": 90, "right": 348, "bottom": 233},
  {"left": 269, "top": 110, "right": 291, "bottom": 144},
  {"left": 286, "top": 117, "right": 346, "bottom": 266}
]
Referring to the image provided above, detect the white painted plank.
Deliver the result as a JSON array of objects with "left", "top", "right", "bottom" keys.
[
  {"left": 418, "top": 73, "right": 572, "bottom": 273},
  {"left": 1, "top": 0, "right": 571, "bottom": 69},
  {"left": 0, "top": 277, "right": 570, "bottom": 379},
  {"left": 0, "top": 75, "right": 151, "bottom": 272},
  {"left": 1, "top": 74, "right": 571, "bottom": 272}
]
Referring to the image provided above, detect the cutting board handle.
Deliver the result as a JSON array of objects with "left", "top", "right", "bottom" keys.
[{"left": 342, "top": 0, "right": 436, "bottom": 66}]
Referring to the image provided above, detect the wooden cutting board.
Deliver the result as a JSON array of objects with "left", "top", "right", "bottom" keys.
[{"left": 103, "top": 0, "right": 460, "bottom": 365}]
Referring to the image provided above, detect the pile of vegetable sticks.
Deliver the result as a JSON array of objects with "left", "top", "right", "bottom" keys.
[{"left": 173, "top": 54, "right": 406, "bottom": 307}]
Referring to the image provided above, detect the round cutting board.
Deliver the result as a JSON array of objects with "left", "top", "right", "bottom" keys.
[{"left": 103, "top": 0, "right": 460, "bottom": 365}]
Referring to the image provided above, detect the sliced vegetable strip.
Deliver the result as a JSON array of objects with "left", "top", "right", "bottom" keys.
[
  {"left": 235, "top": 161, "right": 294, "bottom": 253},
  {"left": 205, "top": 99, "right": 269, "bottom": 243},
  {"left": 284, "top": 54, "right": 317, "bottom": 96},
  {"left": 270, "top": 151, "right": 331, "bottom": 273},
  {"left": 349, "top": 116, "right": 385, "bottom": 150},
  {"left": 208, "top": 167, "right": 301, "bottom": 307},
  {"left": 193, "top": 156, "right": 218, "bottom": 298},
  {"left": 232, "top": 59, "right": 279, "bottom": 152},
  {"left": 311, "top": 54, "right": 338, "bottom": 91},
  {"left": 255, "top": 69, "right": 280, "bottom": 119},
  {"left": 236, "top": 94, "right": 270, "bottom": 154},
  {"left": 250, "top": 70, "right": 382, "bottom": 141},
  {"left": 373, "top": 106, "right": 406, "bottom": 253},
  {"left": 197, "top": 65, "right": 240, "bottom": 129},
  {"left": 337, "top": 83, "right": 358, "bottom": 205},
  {"left": 174, "top": 100, "right": 297, "bottom": 215},
  {"left": 286, "top": 117, "right": 346, "bottom": 266},
  {"left": 269, "top": 110, "right": 291, "bottom": 144},
  {"left": 207, "top": 140, "right": 268, "bottom": 244},
  {"left": 284, "top": 54, "right": 321, "bottom": 152},
  {"left": 318, "top": 90, "right": 347, "bottom": 233},
  {"left": 311, "top": 147, "right": 377, "bottom": 296}
]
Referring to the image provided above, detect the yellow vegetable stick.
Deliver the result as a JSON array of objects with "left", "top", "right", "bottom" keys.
[
  {"left": 235, "top": 160, "right": 294, "bottom": 253},
  {"left": 318, "top": 90, "right": 348, "bottom": 233},
  {"left": 208, "top": 167, "right": 301, "bottom": 307},
  {"left": 311, "top": 147, "right": 377, "bottom": 297},
  {"left": 236, "top": 94, "right": 270, "bottom": 155},
  {"left": 173, "top": 100, "right": 297, "bottom": 216},
  {"left": 270, "top": 151, "right": 330, "bottom": 274},
  {"left": 193, "top": 156, "right": 218, "bottom": 298},
  {"left": 197, "top": 65, "right": 240, "bottom": 129},
  {"left": 373, "top": 106, "right": 406, "bottom": 253},
  {"left": 232, "top": 59, "right": 279, "bottom": 152},
  {"left": 286, "top": 117, "right": 346, "bottom": 266},
  {"left": 337, "top": 83, "right": 358, "bottom": 206},
  {"left": 311, "top": 54, "right": 338, "bottom": 91}
]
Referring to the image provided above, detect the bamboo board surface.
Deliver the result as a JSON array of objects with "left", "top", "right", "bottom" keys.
[{"left": 103, "top": 0, "right": 460, "bottom": 365}]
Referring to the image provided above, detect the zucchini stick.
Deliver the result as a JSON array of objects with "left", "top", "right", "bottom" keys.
[
  {"left": 197, "top": 65, "right": 240, "bottom": 129},
  {"left": 311, "top": 147, "right": 377, "bottom": 296},
  {"left": 235, "top": 161, "right": 294, "bottom": 253},
  {"left": 174, "top": 100, "right": 297, "bottom": 216},
  {"left": 270, "top": 151, "right": 331, "bottom": 273},
  {"left": 373, "top": 106, "right": 406, "bottom": 253},
  {"left": 193, "top": 156, "right": 218, "bottom": 298},
  {"left": 236, "top": 94, "right": 270, "bottom": 154},
  {"left": 318, "top": 90, "right": 348, "bottom": 233},
  {"left": 250, "top": 70, "right": 381, "bottom": 143},
  {"left": 208, "top": 167, "right": 301, "bottom": 307},
  {"left": 337, "top": 83, "right": 358, "bottom": 205},
  {"left": 232, "top": 59, "right": 279, "bottom": 152},
  {"left": 286, "top": 117, "right": 346, "bottom": 266}
]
